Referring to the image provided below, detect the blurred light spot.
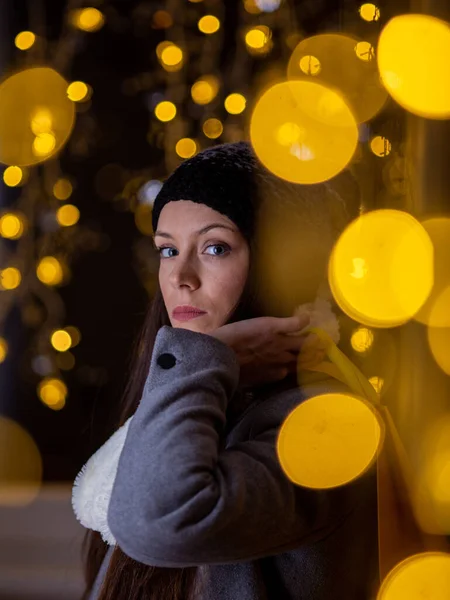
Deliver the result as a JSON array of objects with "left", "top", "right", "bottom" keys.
[
  {"left": 378, "top": 14, "right": 450, "bottom": 119},
  {"left": 176, "top": 138, "right": 197, "bottom": 158},
  {"left": 3, "top": 166, "right": 23, "bottom": 187},
  {"left": 134, "top": 203, "right": 154, "bottom": 236},
  {"left": 255, "top": 0, "right": 281, "bottom": 11},
  {"left": 246, "top": 28, "right": 268, "bottom": 49},
  {"left": 250, "top": 80, "right": 358, "bottom": 184},
  {"left": 64, "top": 326, "right": 81, "bottom": 347},
  {"left": 0, "top": 338, "right": 8, "bottom": 363},
  {"left": 154, "top": 100, "right": 176, "bottom": 121},
  {"left": 152, "top": 10, "right": 173, "bottom": 29},
  {"left": 359, "top": 4, "right": 380, "bottom": 22},
  {"left": 31, "top": 355, "right": 53, "bottom": 377},
  {"left": 428, "top": 324, "right": 450, "bottom": 376},
  {"left": 224, "top": 93, "right": 246, "bottom": 114},
  {"left": 355, "top": 41, "right": 375, "bottom": 61},
  {"left": 67, "top": 81, "right": 90, "bottom": 102},
  {"left": 299, "top": 55, "right": 321, "bottom": 75},
  {"left": 138, "top": 180, "right": 162, "bottom": 206},
  {"left": 371, "top": 135, "right": 392, "bottom": 157},
  {"left": 56, "top": 350, "right": 76, "bottom": 371},
  {"left": 0, "top": 417, "right": 42, "bottom": 506},
  {"left": 277, "top": 393, "right": 382, "bottom": 488},
  {"left": 244, "top": 0, "right": 263, "bottom": 14},
  {"left": 369, "top": 376, "right": 384, "bottom": 394},
  {"left": 377, "top": 552, "right": 450, "bottom": 599},
  {"left": 203, "top": 117, "right": 223, "bottom": 139},
  {"left": 198, "top": 15, "right": 220, "bottom": 34},
  {"left": 33, "top": 132, "right": 56, "bottom": 157},
  {"left": 15, "top": 31, "right": 36, "bottom": 50},
  {"left": 56, "top": 204, "right": 80, "bottom": 227},
  {"left": 0, "top": 213, "right": 23, "bottom": 239},
  {"left": 38, "top": 377, "right": 67, "bottom": 410},
  {"left": 53, "top": 178, "right": 73, "bottom": 200},
  {"left": 161, "top": 44, "right": 183, "bottom": 67},
  {"left": 288, "top": 34, "right": 387, "bottom": 124},
  {"left": 71, "top": 7, "right": 105, "bottom": 32},
  {"left": 0, "top": 267, "right": 21, "bottom": 290},
  {"left": 0, "top": 67, "right": 75, "bottom": 166},
  {"left": 351, "top": 327, "right": 374, "bottom": 353},
  {"left": 191, "top": 76, "right": 220, "bottom": 105},
  {"left": 329, "top": 209, "right": 434, "bottom": 328},
  {"left": 36, "top": 256, "right": 64, "bottom": 286},
  {"left": 415, "top": 218, "right": 450, "bottom": 327},
  {"left": 51, "top": 330, "right": 72, "bottom": 352}
]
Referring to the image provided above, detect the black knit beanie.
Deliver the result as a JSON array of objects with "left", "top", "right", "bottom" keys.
[{"left": 151, "top": 140, "right": 360, "bottom": 247}]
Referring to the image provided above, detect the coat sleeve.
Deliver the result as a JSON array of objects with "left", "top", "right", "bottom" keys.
[{"left": 107, "top": 325, "right": 373, "bottom": 567}]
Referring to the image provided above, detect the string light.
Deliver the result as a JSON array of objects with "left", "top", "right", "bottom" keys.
[
  {"left": 3, "top": 166, "right": 23, "bottom": 187},
  {"left": 198, "top": 16, "right": 220, "bottom": 34},
  {"left": 224, "top": 93, "right": 246, "bottom": 114},
  {"left": 15, "top": 31, "right": 36, "bottom": 50}
]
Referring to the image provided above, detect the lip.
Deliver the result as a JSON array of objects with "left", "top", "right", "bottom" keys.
[{"left": 172, "top": 305, "right": 207, "bottom": 321}]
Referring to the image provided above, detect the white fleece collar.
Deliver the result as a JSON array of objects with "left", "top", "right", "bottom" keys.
[{"left": 71, "top": 299, "right": 340, "bottom": 546}]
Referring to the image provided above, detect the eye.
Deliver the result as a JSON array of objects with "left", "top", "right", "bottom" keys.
[
  {"left": 205, "top": 243, "right": 230, "bottom": 256},
  {"left": 155, "top": 243, "right": 231, "bottom": 258}
]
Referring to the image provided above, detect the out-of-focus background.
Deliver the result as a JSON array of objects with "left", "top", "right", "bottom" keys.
[{"left": 1, "top": 0, "right": 450, "bottom": 598}]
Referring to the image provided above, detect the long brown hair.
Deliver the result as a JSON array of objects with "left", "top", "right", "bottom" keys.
[{"left": 80, "top": 174, "right": 360, "bottom": 600}]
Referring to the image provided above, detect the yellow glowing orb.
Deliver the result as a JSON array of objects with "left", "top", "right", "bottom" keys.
[
  {"left": 250, "top": 80, "right": 358, "bottom": 184},
  {"left": 370, "top": 135, "right": 391, "bottom": 157},
  {"left": 288, "top": 34, "right": 388, "bottom": 124},
  {"left": 224, "top": 93, "right": 246, "bottom": 114},
  {"left": 191, "top": 77, "right": 219, "bottom": 105},
  {"left": 359, "top": 4, "right": 380, "bottom": 22},
  {"left": 377, "top": 552, "right": 450, "bottom": 600},
  {"left": 0, "top": 67, "right": 75, "bottom": 166},
  {"left": 51, "top": 330, "right": 72, "bottom": 352},
  {"left": 203, "top": 118, "right": 223, "bottom": 139},
  {"left": 351, "top": 327, "right": 374, "bottom": 353},
  {"left": 0, "top": 416, "right": 42, "bottom": 506},
  {"left": 36, "top": 256, "right": 64, "bottom": 286},
  {"left": 38, "top": 377, "right": 67, "bottom": 410},
  {"left": 71, "top": 8, "right": 105, "bottom": 32},
  {"left": 53, "top": 178, "right": 73, "bottom": 200},
  {"left": 3, "top": 166, "right": 23, "bottom": 186},
  {"left": 154, "top": 101, "right": 177, "bottom": 122},
  {"left": 0, "top": 338, "right": 8, "bottom": 363},
  {"left": 329, "top": 209, "right": 434, "bottom": 328},
  {"left": 378, "top": 14, "right": 450, "bottom": 119},
  {"left": 0, "top": 213, "right": 24, "bottom": 239},
  {"left": 277, "top": 393, "right": 382, "bottom": 488},
  {"left": 0, "top": 267, "right": 21, "bottom": 290},
  {"left": 414, "top": 218, "right": 450, "bottom": 327},
  {"left": 15, "top": 31, "right": 36, "bottom": 50},
  {"left": 67, "top": 81, "right": 90, "bottom": 102},
  {"left": 198, "top": 15, "right": 220, "bottom": 34},
  {"left": 56, "top": 204, "right": 80, "bottom": 227}
]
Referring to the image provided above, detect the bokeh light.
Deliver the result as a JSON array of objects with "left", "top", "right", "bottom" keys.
[
  {"left": 351, "top": 327, "right": 374, "bottom": 353},
  {"left": 67, "top": 81, "right": 90, "bottom": 102},
  {"left": 56, "top": 204, "right": 80, "bottom": 227},
  {"left": 0, "top": 416, "right": 42, "bottom": 506},
  {"left": 224, "top": 92, "right": 246, "bottom": 114},
  {"left": 0, "top": 337, "right": 8, "bottom": 363},
  {"left": 198, "top": 15, "right": 220, "bottom": 34},
  {"left": 38, "top": 377, "right": 67, "bottom": 411},
  {"left": 36, "top": 256, "right": 65, "bottom": 286},
  {"left": 0, "top": 267, "right": 21, "bottom": 290},
  {"left": 354, "top": 41, "right": 375, "bottom": 62},
  {"left": 414, "top": 218, "right": 450, "bottom": 327},
  {"left": 245, "top": 26, "right": 272, "bottom": 54},
  {"left": 428, "top": 323, "right": 450, "bottom": 377},
  {"left": 370, "top": 135, "right": 392, "bottom": 157},
  {"left": 288, "top": 34, "right": 388, "bottom": 123},
  {"left": 175, "top": 138, "right": 197, "bottom": 158},
  {"left": 160, "top": 43, "right": 183, "bottom": 68},
  {"left": 0, "top": 213, "right": 24, "bottom": 240},
  {"left": 329, "top": 210, "right": 434, "bottom": 328},
  {"left": 53, "top": 178, "right": 73, "bottom": 200},
  {"left": 14, "top": 31, "right": 36, "bottom": 50},
  {"left": 191, "top": 76, "right": 220, "bottom": 105},
  {"left": 71, "top": 7, "right": 105, "bottom": 32},
  {"left": 377, "top": 552, "right": 450, "bottom": 600},
  {"left": 378, "top": 14, "right": 450, "bottom": 119},
  {"left": 51, "top": 330, "right": 72, "bottom": 352},
  {"left": 250, "top": 80, "right": 358, "bottom": 184},
  {"left": 3, "top": 166, "right": 23, "bottom": 186},
  {"left": 154, "top": 100, "right": 177, "bottom": 122},
  {"left": 0, "top": 67, "right": 75, "bottom": 166},
  {"left": 277, "top": 393, "right": 382, "bottom": 488},
  {"left": 359, "top": 3, "right": 380, "bottom": 21},
  {"left": 203, "top": 117, "right": 223, "bottom": 139}
]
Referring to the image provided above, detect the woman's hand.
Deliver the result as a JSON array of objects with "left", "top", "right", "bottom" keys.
[{"left": 209, "top": 314, "right": 321, "bottom": 387}]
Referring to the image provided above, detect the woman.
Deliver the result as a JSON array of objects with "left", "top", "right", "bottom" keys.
[{"left": 73, "top": 141, "right": 379, "bottom": 599}]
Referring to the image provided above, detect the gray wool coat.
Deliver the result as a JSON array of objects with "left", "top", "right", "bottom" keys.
[{"left": 89, "top": 325, "right": 379, "bottom": 599}]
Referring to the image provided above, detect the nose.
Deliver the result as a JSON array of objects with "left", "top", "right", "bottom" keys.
[{"left": 168, "top": 253, "right": 200, "bottom": 289}]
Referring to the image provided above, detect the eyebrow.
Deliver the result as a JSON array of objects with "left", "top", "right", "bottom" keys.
[{"left": 153, "top": 223, "right": 237, "bottom": 239}]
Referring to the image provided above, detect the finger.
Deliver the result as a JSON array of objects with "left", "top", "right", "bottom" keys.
[{"left": 277, "top": 314, "right": 310, "bottom": 335}]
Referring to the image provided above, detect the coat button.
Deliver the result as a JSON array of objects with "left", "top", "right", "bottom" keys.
[{"left": 157, "top": 353, "right": 176, "bottom": 369}]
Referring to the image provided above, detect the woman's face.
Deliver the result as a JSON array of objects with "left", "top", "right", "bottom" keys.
[{"left": 153, "top": 200, "right": 250, "bottom": 333}]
